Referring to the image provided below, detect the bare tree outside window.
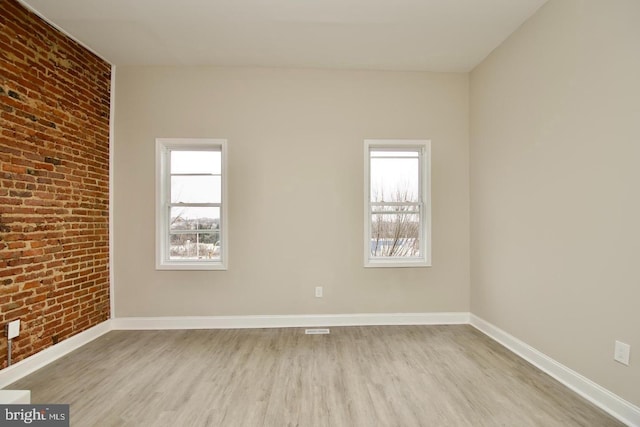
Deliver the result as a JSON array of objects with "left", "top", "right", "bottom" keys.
[{"left": 370, "top": 186, "right": 420, "bottom": 257}]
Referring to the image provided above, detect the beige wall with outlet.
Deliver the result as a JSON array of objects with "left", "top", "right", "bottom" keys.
[
  {"left": 114, "top": 67, "right": 469, "bottom": 317},
  {"left": 470, "top": 0, "right": 640, "bottom": 406}
]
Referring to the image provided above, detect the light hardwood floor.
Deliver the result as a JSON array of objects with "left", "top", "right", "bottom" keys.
[{"left": 7, "top": 325, "right": 624, "bottom": 426}]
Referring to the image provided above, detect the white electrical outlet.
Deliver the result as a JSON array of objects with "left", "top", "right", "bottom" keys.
[
  {"left": 315, "top": 286, "right": 323, "bottom": 298},
  {"left": 7, "top": 320, "right": 20, "bottom": 340},
  {"left": 614, "top": 341, "right": 631, "bottom": 366}
]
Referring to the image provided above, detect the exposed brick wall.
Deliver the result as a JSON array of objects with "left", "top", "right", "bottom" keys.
[{"left": 0, "top": 0, "right": 111, "bottom": 368}]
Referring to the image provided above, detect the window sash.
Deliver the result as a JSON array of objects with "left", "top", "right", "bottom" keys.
[
  {"left": 164, "top": 158, "right": 222, "bottom": 263},
  {"left": 369, "top": 148, "right": 423, "bottom": 260},
  {"left": 369, "top": 210, "right": 424, "bottom": 260},
  {"left": 371, "top": 202, "right": 422, "bottom": 215},
  {"left": 169, "top": 203, "right": 221, "bottom": 207}
]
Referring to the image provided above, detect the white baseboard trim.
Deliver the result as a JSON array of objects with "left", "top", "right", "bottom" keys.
[
  {"left": 470, "top": 314, "right": 640, "bottom": 427},
  {"left": 0, "top": 320, "right": 111, "bottom": 389},
  {"left": 111, "top": 312, "right": 470, "bottom": 330}
]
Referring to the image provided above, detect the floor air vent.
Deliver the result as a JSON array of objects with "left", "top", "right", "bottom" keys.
[{"left": 305, "top": 328, "right": 330, "bottom": 335}]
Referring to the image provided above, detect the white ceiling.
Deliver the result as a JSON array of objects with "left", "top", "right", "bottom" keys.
[{"left": 20, "top": 0, "right": 547, "bottom": 72}]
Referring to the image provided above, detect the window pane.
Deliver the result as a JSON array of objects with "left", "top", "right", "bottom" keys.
[
  {"left": 170, "top": 207, "right": 220, "bottom": 231},
  {"left": 370, "top": 157, "right": 419, "bottom": 203},
  {"left": 370, "top": 213, "right": 420, "bottom": 257},
  {"left": 171, "top": 150, "right": 221, "bottom": 174},
  {"left": 169, "top": 233, "right": 221, "bottom": 260},
  {"left": 171, "top": 176, "right": 221, "bottom": 203}
]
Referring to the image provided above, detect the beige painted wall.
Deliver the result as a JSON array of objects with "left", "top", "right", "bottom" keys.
[
  {"left": 470, "top": 0, "right": 640, "bottom": 406},
  {"left": 114, "top": 67, "right": 469, "bottom": 317}
]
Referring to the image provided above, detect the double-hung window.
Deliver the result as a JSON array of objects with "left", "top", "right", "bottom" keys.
[
  {"left": 364, "top": 140, "right": 431, "bottom": 267},
  {"left": 156, "top": 138, "right": 227, "bottom": 270}
]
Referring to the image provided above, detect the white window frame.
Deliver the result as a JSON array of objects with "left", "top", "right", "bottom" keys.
[
  {"left": 155, "top": 138, "right": 228, "bottom": 270},
  {"left": 364, "top": 139, "right": 431, "bottom": 268}
]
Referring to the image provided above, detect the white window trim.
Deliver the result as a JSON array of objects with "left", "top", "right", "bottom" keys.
[
  {"left": 155, "top": 138, "right": 228, "bottom": 270},
  {"left": 364, "top": 139, "right": 431, "bottom": 268}
]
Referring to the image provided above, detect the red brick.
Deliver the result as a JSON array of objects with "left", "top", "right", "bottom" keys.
[{"left": 0, "top": 0, "right": 110, "bottom": 367}]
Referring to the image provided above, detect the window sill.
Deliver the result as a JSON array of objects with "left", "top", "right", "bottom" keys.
[
  {"left": 156, "top": 262, "right": 227, "bottom": 271},
  {"left": 365, "top": 259, "right": 431, "bottom": 268}
]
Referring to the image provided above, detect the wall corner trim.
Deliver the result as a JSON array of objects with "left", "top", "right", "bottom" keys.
[
  {"left": 111, "top": 312, "right": 471, "bottom": 330},
  {"left": 470, "top": 314, "right": 640, "bottom": 427},
  {"left": 108, "top": 64, "right": 116, "bottom": 319},
  {"left": 0, "top": 321, "right": 112, "bottom": 389}
]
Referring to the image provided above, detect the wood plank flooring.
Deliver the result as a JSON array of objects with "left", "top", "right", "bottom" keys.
[{"left": 7, "top": 325, "right": 624, "bottom": 426}]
